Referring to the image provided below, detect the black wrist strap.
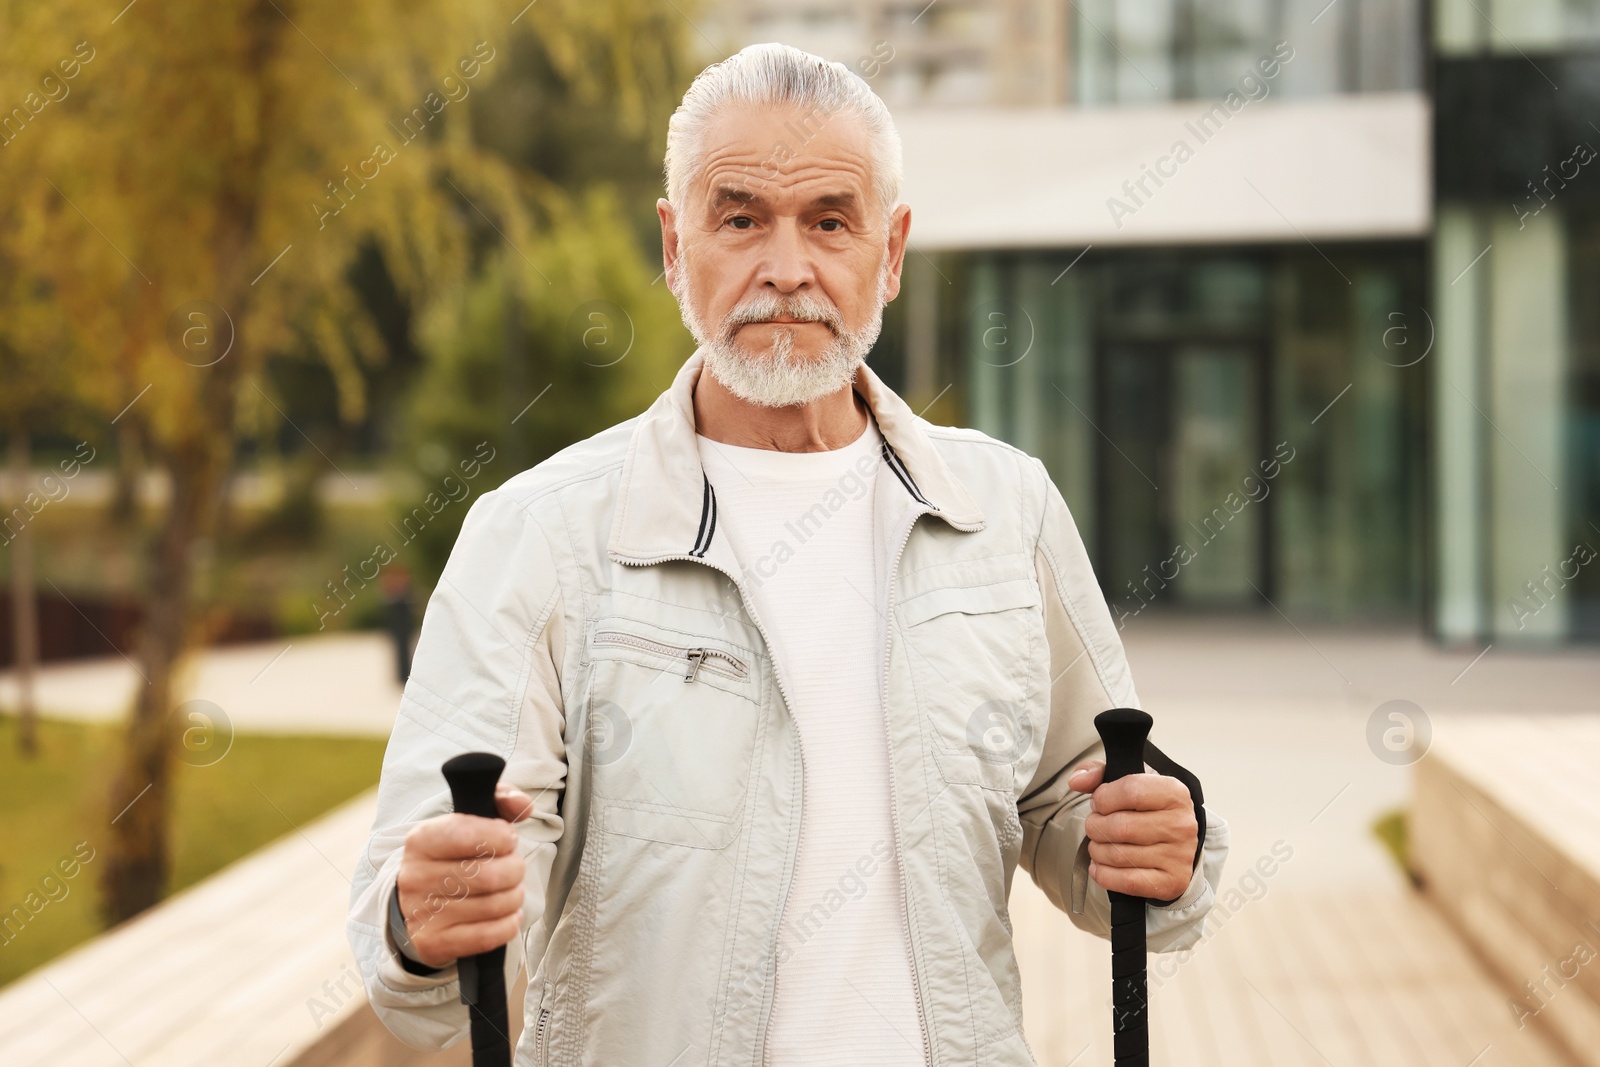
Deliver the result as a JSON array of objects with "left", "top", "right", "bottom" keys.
[
  {"left": 389, "top": 883, "right": 447, "bottom": 976},
  {"left": 1140, "top": 738, "right": 1206, "bottom": 908}
]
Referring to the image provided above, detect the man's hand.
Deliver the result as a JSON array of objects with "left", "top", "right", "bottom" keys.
[
  {"left": 396, "top": 785, "right": 534, "bottom": 968},
  {"left": 1068, "top": 761, "right": 1198, "bottom": 902}
]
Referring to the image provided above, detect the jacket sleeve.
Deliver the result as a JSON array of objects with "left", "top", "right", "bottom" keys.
[
  {"left": 346, "top": 487, "right": 569, "bottom": 1049},
  {"left": 1016, "top": 456, "right": 1229, "bottom": 953}
]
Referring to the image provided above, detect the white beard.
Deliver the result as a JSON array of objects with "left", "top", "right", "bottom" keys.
[{"left": 673, "top": 255, "right": 891, "bottom": 409}]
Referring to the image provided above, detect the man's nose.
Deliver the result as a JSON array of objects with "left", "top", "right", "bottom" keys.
[{"left": 757, "top": 218, "right": 815, "bottom": 293}]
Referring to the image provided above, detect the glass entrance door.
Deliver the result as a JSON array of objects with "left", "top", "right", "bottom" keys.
[{"left": 1097, "top": 341, "right": 1268, "bottom": 611}]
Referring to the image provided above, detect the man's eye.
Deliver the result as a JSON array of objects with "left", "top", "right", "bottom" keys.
[
  {"left": 818, "top": 218, "right": 844, "bottom": 232},
  {"left": 727, "top": 216, "right": 754, "bottom": 230}
]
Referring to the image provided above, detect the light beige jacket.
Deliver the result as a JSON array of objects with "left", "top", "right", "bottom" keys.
[{"left": 348, "top": 349, "right": 1229, "bottom": 1066}]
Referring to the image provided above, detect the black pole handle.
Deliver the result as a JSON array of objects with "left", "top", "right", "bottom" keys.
[
  {"left": 1095, "top": 708, "right": 1153, "bottom": 1067},
  {"left": 442, "top": 752, "right": 512, "bottom": 1067}
]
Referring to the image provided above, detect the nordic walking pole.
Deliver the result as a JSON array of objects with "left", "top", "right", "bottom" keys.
[
  {"left": 441, "top": 752, "right": 513, "bottom": 1067},
  {"left": 1094, "top": 708, "right": 1154, "bottom": 1067}
]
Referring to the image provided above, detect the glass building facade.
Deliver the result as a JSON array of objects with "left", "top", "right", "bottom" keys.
[
  {"left": 708, "top": 0, "right": 1600, "bottom": 643},
  {"left": 1072, "top": 0, "right": 1424, "bottom": 104},
  {"left": 945, "top": 245, "right": 1428, "bottom": 625},
  {"left": 893, "top": 0, "right": 1596, "bottom": 642},
  {"left": 1430, "top": 0, "right": 1600, "bottom": 642}
]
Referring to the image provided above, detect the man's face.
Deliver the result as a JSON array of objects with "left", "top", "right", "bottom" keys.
[{"left": 659, "top": 104, "right": 911, "bottom": 408}]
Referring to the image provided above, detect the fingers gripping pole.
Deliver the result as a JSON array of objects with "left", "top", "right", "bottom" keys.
[
  {"left": 441, "top": 752, "right": 512, "bottom": 1067},
  {"left": 1094, "top": 708, "right": 1154, "bottom": 1067}
]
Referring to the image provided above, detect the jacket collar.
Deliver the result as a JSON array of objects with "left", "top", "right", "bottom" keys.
[{"left": 607, "top": 348, "right": 986, "bottom": 564}]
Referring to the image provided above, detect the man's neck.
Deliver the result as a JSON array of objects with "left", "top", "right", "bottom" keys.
[{"left": 693, "top": 362, "right": 870, "bottom": 453}]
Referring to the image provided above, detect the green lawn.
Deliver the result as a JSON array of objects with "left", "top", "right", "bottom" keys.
[
  {"left": 1372, "top": 807, "right": 1418, "bottom": 887},
  {"left": 0, "top": 715, "right": 386, "bottom": 988}
]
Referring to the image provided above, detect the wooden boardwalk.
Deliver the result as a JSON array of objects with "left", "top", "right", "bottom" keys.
[
  {"left": 0, "top": 788, "right": 1572, "bottom": 1066},
  {"left": 1, "top": 622, "right": 1593, "bottom": 1064},
  {"left": 1413, "top": 713, "right": 1600, "bottom": 1065},
  {"left": 0, "top": 789, "right": 467, "bottom": 1067},
  {"left": 1011, "top": 878, "right": 1570, "bottom": 1066},
  {"left": 1009, "top": 618, "right": 1598, "bottom": 1067}
]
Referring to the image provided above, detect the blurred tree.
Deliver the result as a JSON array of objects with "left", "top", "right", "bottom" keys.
[
  {"left": 0, "top": 250, "right": 54, "bottom": 760},
  {"left": 390, "top": 0, "right": 699, "bottom": 584},
  {"left": 0, "top": 4, "right": 80, "bottom": 758},
  {"left": 1, "top": 0, "right": 702, "bottom": 923},
  {"left": 1, "top": 0, "right": 549, "bottom": 922},
  {"left": 401, "top": 190, "right": 689, "bottom": 585}
]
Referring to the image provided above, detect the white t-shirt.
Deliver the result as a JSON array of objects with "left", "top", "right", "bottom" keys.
[{"left": 696, "top": 412, "right": 923, "bottom": 1065}]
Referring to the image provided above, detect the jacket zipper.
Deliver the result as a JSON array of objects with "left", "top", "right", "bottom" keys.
[
  {"left": 591, "top": 629, "right": 749, "bottom": 682},
  {"left": 609, "top": 555, "right": 808, "bottom": 1066},
  {"left": 534, "top": 1006, "right": 551, "bottom": 1065},
  {"left": 615, "top": 500, "right": 967, "bottom": 1067},
  {"left": 878, "top": 510, "right": 934, "bottom": 1066}
]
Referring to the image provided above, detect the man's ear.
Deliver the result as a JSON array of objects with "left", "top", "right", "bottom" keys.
[
  {"left": 882, "top": 203, "right": 912, "bottom": 302},
  {"left": 658, "top": 198, "right": 681, "bottom": 292}
]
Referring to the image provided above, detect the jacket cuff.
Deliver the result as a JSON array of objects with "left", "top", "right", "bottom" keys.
[
  {"left": 379, "top": 882, "right": 459, "bottom": 993},
  {"left": 388, "top": 883, "right": 447, "bottom": 976},
  {"left": 1146, "top": 808, "right": 1230, "bottom": 953},
  {"left": 1071, "top": 806, "right": 1230, "bottom": 952},
  {"left": 1149, "top": 854, "right": 1208, "bottom": 912}
]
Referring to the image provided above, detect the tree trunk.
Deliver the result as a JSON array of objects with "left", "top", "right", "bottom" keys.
[
  {"left": 99, "top": 448, "right": 225, "bottom": 922},
  {"left": 99, "top": 231, "right": 261, "bottom": 925},
  {"left": 98, "top": 0, "right": 282, "bottom": 924},
  {"left": 100, "top": 299, "right": 251, "bottom": 922},
  {"left": 9, "top": 429, "right": 39, "bottom": 757},
  {"left": 110, "top": 418, "right": 143, "bottom": 525}
]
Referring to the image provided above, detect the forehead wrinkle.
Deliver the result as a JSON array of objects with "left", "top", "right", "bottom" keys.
[{"left": 697, "top": 157, "right": 873, "bottom": 213}]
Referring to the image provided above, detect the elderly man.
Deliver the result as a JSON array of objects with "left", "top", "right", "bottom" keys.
[{"left": 349, "top": 43, "right": 1227, "bottom": 1066}]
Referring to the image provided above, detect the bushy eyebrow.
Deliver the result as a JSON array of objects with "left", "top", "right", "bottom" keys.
[
  {"left": 713, "top": 185, "right": 757, "bottom": 206},
  {"left": 813, "top": 192, "right": 858, "bottom": 211}
]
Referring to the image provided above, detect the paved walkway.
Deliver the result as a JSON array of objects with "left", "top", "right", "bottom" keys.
[
  {"left": 2, "top": 618, "right": 1595, "bottom": 1064},
  {"left": 0, "top": 632, "right": 403, "bottom": 735},
  {"left": 1016, "top": 617, "right": 1594, "bottom": 1066}
]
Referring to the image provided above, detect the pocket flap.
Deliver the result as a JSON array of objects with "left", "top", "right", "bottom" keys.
[
  {"left": 600, "top": 800, "right": 741, "bottom": 849},
  {"left": 932, "top": 743, "right": 1016, "bottom": 792},
  {"left": 900, "top": 577, "right": 1040, "bottom": 627}
]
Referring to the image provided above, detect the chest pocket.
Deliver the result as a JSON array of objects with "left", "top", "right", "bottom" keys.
[
  {"left": 896, "top": 562, "right": 1043, "bottom": 776},
  {"left": 581, "top": 614, "right": 764, "bottom": 844}
]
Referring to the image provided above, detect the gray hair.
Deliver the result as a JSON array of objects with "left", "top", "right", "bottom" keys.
[{"left": 664, "top": 43, "right": 902, "bottom": 220}]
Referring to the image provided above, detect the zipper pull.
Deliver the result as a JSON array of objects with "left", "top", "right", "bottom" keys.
[{"left": 684, "top": 648, "right": 705, "bottom": 683}]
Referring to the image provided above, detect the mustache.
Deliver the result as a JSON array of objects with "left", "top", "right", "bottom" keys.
[{"left": 720, "top": 291, "right": 844, "bottom": 339}]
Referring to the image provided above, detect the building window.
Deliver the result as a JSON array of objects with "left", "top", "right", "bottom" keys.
[
  {"left": 961, "top": 246, "right": 1426, "bottom": 621},
  {"left": 1438, "top": 0, "right": 1600, "bottom": 54},
  {"left": 1073, "top": 0, "right": 1422, "bottom": 105}
]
